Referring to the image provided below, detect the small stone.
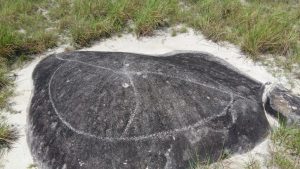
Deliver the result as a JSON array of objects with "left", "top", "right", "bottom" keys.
[{"left": 265, "top": 85, "right": 300, "bottom": 126}]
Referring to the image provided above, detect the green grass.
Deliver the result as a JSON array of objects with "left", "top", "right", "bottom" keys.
[
  {"left": 272, "top": 125, "right": 300, "bottom": 156},
  {"left": 0, "top": 0, "right": 57, "bottom": 154},
  {"left": 27, "top": 163, "right": 37, "bottom": 169},
  {"left": 49, "top": 0, "right": 180, "bottom": 47},
  {"left": 0, "top": 0, "right": 300, "bottom": 158},
  {"left": 0, "top": 122, "right": 18, "bottom": 153},
  {"left": 50, "top": 0, "right": 300, "bottom": 64},
  {"left": 0, "top": 0, "right": 58, "bottom": 61},
  {"left": 189, "top": 149, "right": 230, "bottom": 169},
  {"left": 171, "top": 26, "right": 188, "bottom": 36},
  {"left": 271, "top": 152, "right": 296, "bottom": 169},
  {"left": 186, "top": 0, "right": 300, "bottom": 62},
  {"left": 270, "top": 125, "right": 300, "bottom": 169},
  {"left": 0, "top": 62, "right": 15, "bottom": 153},
  {"left": 244, "top": 157, "right": 261, "bottom": 169},
  {"left": 1, "top": 0, "right": 299, "bottom": 62},
  {"left": 0, "top": 64, "right": 12, "bottom": 110}
]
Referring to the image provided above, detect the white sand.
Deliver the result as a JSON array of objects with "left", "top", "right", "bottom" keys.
[{"left": 1, "top": 28, "right": 287, "bottom": 169}]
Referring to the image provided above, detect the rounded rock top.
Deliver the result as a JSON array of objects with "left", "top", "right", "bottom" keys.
[{"left": 28, "top": 51, "right": 269, "bottom": 169}]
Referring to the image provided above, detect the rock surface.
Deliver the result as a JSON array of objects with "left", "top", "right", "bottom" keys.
[
  {"left": 265, "top": 85, "right": 300, "bottom": 126},
  {"left": 28, "top": 51, "right": 270, "bottom": 169}
]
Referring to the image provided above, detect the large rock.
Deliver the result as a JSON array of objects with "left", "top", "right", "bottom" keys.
[
  {"left": 28, "top": 51, "right": 270, "bottom": 169},
  {"left": 264, "top": 85, "right": 300, "bottom": 126}
]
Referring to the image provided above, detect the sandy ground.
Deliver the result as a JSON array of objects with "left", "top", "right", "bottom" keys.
[{"left": 0, "top": 28, "right": 290, "bottom": 169}]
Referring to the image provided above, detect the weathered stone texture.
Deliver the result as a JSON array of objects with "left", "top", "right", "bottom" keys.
[{"left": 28, "top": 52, "right": 270, "bottom": 169}]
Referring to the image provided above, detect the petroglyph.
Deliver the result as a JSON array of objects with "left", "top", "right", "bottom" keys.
[{"left": 29, "top": 51, "right": 270, "bottom": 169}]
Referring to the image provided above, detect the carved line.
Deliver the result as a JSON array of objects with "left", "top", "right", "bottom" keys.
[
  {"left": 55, "top": 55, "right": 247, "bottom": 100},
  {"left": 135, "top": 71, "right": 248, "bottom": 100},
  {"left": 56, "top": 55, "right": 122, "bottom": 75},
  {"left": 121, "top": 56, "right": 141, "bottom": 137},
  {"left": 95, "top": 74, "right": 114, "bottom": 114},
  {"left": 48, "top": 63, "right": 235, "bottom": 141}
]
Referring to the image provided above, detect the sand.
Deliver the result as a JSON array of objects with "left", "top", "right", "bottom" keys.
[{"left": 1, "top": 28, "right": 287, "bottom": 169}]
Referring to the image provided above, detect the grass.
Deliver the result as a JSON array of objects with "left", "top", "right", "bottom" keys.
[
  {"left": 0, "top": 123, "right": 18, "bottom": 154},
  {"left": 0, "top": 0, "right": 57, "bottom": 61},
  {"left": 0, "top": 0, "right": 57, "bottom": 154},
  {"left": 271, "top": 152, "right": 297, "bottom": 169},
  {"left": 189, "top": 149, "right": 230, "bottom": 169},
  {"left": 0, "top": 62, "right": 15, "bottom": 153},
  {"left": 171, "top": 26, "right": 188, "bottom": 36},
  {"left": 272, "top": 125, "right": 300, "bottom": 156},
  {"left": 185, "top": 0, "right": 300, "bottom": 62},
  {"left": 244, "top": 156, "right": 261, "bottom": 169},
  {"left": 270, "top": 125, "right": 300, "bottom": 169},
  {"left": 0, "top": 0, "right": 300, "bottom": 159},
  {"left": 1, "top": 0, "right": 299, "bottom": 63},
  {"left": 51, "top": 0, "right": 300, "bottom": 65},
  {"left": 49, "top": 0, "right": 181, "bottom": 47},
  {"left": 27, "top": 163, "right": 37, "bottom": 169}
]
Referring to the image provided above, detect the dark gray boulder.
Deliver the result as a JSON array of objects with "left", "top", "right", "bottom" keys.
[
  {"left": 28, "top": 51, "right": 270, "bottom": 169},
  {"left": 264, "top": 85, "right": 300, "bottom": 126}
]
